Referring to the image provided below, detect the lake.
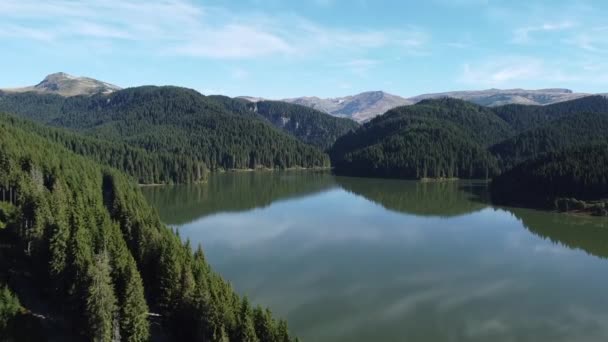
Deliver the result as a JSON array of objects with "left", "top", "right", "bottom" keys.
[{"left": 142, "top": 171, "right": 608, "bottom": 342}]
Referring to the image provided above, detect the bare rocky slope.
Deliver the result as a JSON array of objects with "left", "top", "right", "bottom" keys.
[
  {"left": 243, "top": 88, "right": 595, "bottom": 123},
  {"left": 409, "top": 88, "right": 590, "bottom": 107},
  {"left": 1, "top": 72, "right": 121, "bottom": 97}
]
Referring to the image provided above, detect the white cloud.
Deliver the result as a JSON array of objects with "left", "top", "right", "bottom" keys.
[
  {"left": 230, "top": 67, "right": 250, "bottom": 80},
  {"left": 0, "top": 0, "right": 429, "bottom": 60},
  {"left": 459, "top": 57, "right": 583, "bottom": 87},
  {"left": 462, "top": 58, "right": 543, "bottom": 85},
  {"left": 335, "top": 58, "right": 382, "bottom": 76},
  {"left": 512, "top": 21, "right": 575, "bottom": 44}
]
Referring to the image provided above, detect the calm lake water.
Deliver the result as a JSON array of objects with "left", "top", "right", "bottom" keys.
[{"left": 142, "top": 171, "right": 608, "bottom": 342}]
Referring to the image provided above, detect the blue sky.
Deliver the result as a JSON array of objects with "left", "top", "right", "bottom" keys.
[{"left": 2, "top": 0, "right": 608, "bottom": 98}]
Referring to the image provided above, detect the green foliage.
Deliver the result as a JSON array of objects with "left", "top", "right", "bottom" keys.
[
  {"left": 250, "top": 101, "right": 359, "bottom": 150},
  {"left": 86, "top": 253, "right": 118, "bottom": 342},
  {"left": 490, "top": 112, "right": 608, "bottom": 170},
  {"left": 0, "top": 87, "right": 329, "bottom": 172},
  {"left": 0, "top": 113, "right": 208, "bottom": 184},
  {"left": 493, "top": 95, "right": 608, "bottom": 132},
  {"left": 330, "top": 100, "right": 503, "bottom": 179},
  {"left": 491, "top": 143, "right": 608, "bottom": 208},
  {"left": 236, "top": 298, "right": 260, "bottom": 342},
  {"left": 0, "top": 120, "right": 296, "bottom": 340},
  {"left": 381, "top": 98, "right": 514, "bottom": 147},
  {"left": 0, "top": 285, "right": 21, "bottom": 331}
]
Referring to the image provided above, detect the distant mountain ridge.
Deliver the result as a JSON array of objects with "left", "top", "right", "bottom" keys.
[
  {"left": 409, "top": 88, "right": 590, "bottom": 107},
  {"left": 281, "top": 91, "right": 413, "bottom": 123},
  {"left": 1, "top": 72, "right": 121, "bottom": 97},
  {"left": 242, "top": 88, "right": 598, "bottom": 123}
]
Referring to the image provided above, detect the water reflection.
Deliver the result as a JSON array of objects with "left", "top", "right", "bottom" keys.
[
  {"left": 142, "top": 170, "right": 336, "bottom": 224},
  {"left": 509, "top": 208, "right": 608, "bottom": 259},
  {"left": 336, "top": 177, "right": 489, "bottom": 217},
  {"left": 142, "top": 172, "right": 608, "bottom": 342}
]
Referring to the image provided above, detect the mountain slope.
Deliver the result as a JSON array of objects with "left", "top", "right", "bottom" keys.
[
  {"left": 490, "top": 112, "right": 608, "bottom": 170},
  {"left": 0, "top": 113, "right": 206, "bottom": 184},
  {"left": 410, "top": 88, "right": 590, "bottom": 107},
  {"left": 0, "top": 121, "right": 296, "bottom": 340},
  {"left": 282, "top": 91, "right": 412, "bottom": 122},
  {"left": 0, "top": 86, "right": 330, "bottom": 172},
  {"left": 491, "top": 143, "right": 608, "bottom": 213},
  {"left": 492, "top": 95, "right": 608, "bottom": 132},
  {"left": 377, "top": 98, "right": 514, "bottom": 146},
  {"left": 1, "top": 72, "right": 121, "bottom": 97},
  {"left": 330, "top": 99, "right": 508, "bottom": 179},
  {"left": 209, "top": 96, "right": 358, "bottom": 150},
  {"left": 250, "top": 101, "right": 359, "bottom": 150}
]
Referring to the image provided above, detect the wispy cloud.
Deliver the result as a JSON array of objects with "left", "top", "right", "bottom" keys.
[
  {"left": 333, "top": 58, "right": 382, "bottom": 76},
  {"left": 459, "top": 56, "right": 582, "bottom": 87},
  {"left": 512, "top": 21, "right": 575, "bottom": 44},
  {"left": 0, "top": 0, "right": 429, "bottom": 60}
]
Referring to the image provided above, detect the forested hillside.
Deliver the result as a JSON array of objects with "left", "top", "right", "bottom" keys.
[
  {"left": 0, "top": 113, "right": 206, "bottom": 184},
  {"left": 207, "top": 97, "right": 359, "bottom": 150},
  {"left": 490, "top": 112, "right": 608, "bottom": 170},
  {"left": 381, "top": 98, "right": 514, "bottom": 147},
  {"left": 249, "top": 101, "right": 359, "bottom": 150},
  {"left": 491, "top": 143, "right": 608, "bottom": 214},
  {"left": 492, "top": 95, "right": 608, "bottom": 132},
  {"left": 0, "top": 87, "right": 329, "bottom": 171},
  {"left": 330, "top": 99, "right": 507, "bottom": 179},
  {"left": 0, "top": 121, "right": 296, "bottom": 341}
]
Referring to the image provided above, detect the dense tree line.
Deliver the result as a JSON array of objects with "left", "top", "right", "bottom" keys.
[
  {"left": 0, "top": 113, "right": 207, "bottom": 184},
  {"left": 492, "top": 95, "right": 608, "bottom": 132},
  {"left": 330, "top": 99, "right": 505, "bottom": 179},
  {"left": 206, "top": 96, "right": 359, "bottom": 150},
  {"left": 247, "top": 101, "right": 359, "bottom": 150},
  {"left": 491, "top": 143, "right": 608, "bottom": 213},
  {"left": 0, "top": 87, "right": 330, "bottom": 171},
  {"left": 489, "top": 112, "right": 608, "bottom": 170},
  {"left": 380, "top": 98, "right": 514, "bottom": 147},
  {"left": 0, "top": 122, "right": 297, "bottom": 341}
]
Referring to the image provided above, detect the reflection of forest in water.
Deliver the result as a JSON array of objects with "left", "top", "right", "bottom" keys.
[
  {"left": 141, "top": 170, "right": 337, "bottom": 225},
  {"left": 508, "top": 208, "right": 608, "bottom": 259},
  {"left": 143, "top": 171, "right": 608, "bottom": 260},
  {"left": 336, "top": 177, "right": 489, "bottom": 217}
]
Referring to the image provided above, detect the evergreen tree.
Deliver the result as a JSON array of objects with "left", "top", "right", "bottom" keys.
[
  {"left": 86, "top": 252, "right": 118, "bottom": 342},
  {"left": 119, "top": 261, "right": 149, "bottom": 342},
  {"left": 235, "top": 297, "right": 259, "bottom": 342}
]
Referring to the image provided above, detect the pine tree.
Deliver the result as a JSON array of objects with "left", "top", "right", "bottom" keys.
[
  {"left": 235, "top": 297, "right": 259, "bottom": 342},
  {"left": 86, "top": 252, "right": 118, "bottom": 342},
  {"left": 119, "top": 261, "right": 150, "bottom": 342}
]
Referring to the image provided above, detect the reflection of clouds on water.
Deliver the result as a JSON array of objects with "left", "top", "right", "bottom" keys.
[
  {"left": 464, "top": 318, "right": 509, "bottom": 338},
  {"left": 170, "top": 182, "right": 608, "bottom": 342},
  {"left": 180, "top": 210, "right": 295, "bottom": 248}
]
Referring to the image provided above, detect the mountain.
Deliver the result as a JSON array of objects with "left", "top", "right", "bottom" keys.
[
  {"left": 490, "top": 111, "right": 608, "bottom": 170},
  {"left": 281, "top": 91, "right": 413, "bottom": 123},
  {"left": 247, "top": 100, "right": 359, "bottom": 150},
  {"left": 0, "top": 86, "right": 330, "bottom": 173},
  {"left": 265, "top": 89, "right": 595, "bottom": 123},
  {"left": 1, "top": 72, "right": 121, "bottom": 97},
  {"left": 330, "top": 98, "right": 508, "bottom": 179},
  {"left": 409, "top": 88, "right": 590, "bottom": 107},
  {"left": 492, "top": 95, "right": 608, "bottom": 132},
  {"left": 207, "top": 96, "right": 359, "bottom": 150},
  {"left": 0, "top": 118, "right": 296, "bottom": 340},
  {"left": 0, "top": 113, "right": 206, "bottom": 184},
  {"left": 491, "top": 143, "right": 608, "bottom": 214}
]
